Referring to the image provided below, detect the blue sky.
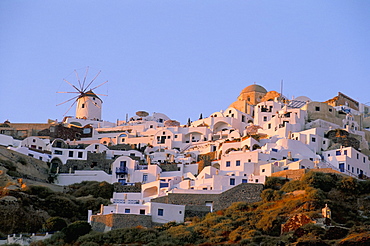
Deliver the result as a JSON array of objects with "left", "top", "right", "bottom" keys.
[{"left": 1, "top": 0, "right": 369, "bottom": 124}]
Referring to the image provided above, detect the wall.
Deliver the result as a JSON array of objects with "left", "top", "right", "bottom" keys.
[
  {"left": 151, "top": 183, "right": 263, "bottom": 212},
  {"left": 91, "top": 213, "right": 153, "bottom": 232}
]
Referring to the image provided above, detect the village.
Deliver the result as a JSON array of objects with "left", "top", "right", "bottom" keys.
[{"left": 1, "top": 83, "right": 370, "bottom": 233}]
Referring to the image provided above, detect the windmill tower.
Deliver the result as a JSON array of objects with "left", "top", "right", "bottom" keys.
[
  {"left": 57, "top": 67, "right": 107, "bottom": 121},
  {"left": 76, "top": 90, "right": 102, "bottom": 120}
]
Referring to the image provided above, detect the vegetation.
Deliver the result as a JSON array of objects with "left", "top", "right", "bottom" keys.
[
  {"left": 26, "top": 171, "right": 370, "bottom": 245},
  {"left": 0, "top": 181, "right": 112, "bottom": 235}
]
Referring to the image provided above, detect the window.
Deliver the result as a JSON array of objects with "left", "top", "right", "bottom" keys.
[
  {"left": 150, "top": 125, "right": 153, "bottom": 128},
  {"left": 344, "top": 150, "right": 347, "bottom": 155},
  {"left": 348, "top": 165, "right": 350, "bottom": 170},
  {"left": 339, "top": 163, "right": 345, "bottom": 172},
  {"left": 364, "top": 157, "right": 366, "bottom": 163},
  {"left": 263, "top": 116, "right": 267, "bottom": 122},
  {"left": 315, "top": 106, "right": 320, "bottom": 111},
  {"left": 140, "top": 209, "right": 145, "bottom": 215},
  {"left": 248, "top": 159, "right": 251, "bottom": 162},
  {"left": 329, "top": 108, "right": 333, "bottom": 112},
  {"left": 159, "top": 119, "right": 163, "bottom": 123},
  {"left": 95, "top": 145, "right": 99, "bottom": 149},
  {"left": 242, "top": 179, "right": 248, "bottom": 183},
  {"left": 230, "top": 178, "right": 235, "bottom": 185},
  {"left": 242, "top": 115, "right": 245, "bottom": 122},
  {"left": 268, "top": 123, "right": 271, "bottom": 129},
  {"left": 69, "top": 151, "right": 73, "bottom": 157},
  {"left": 28, "top": 154, "right": 34, "bottom": 157},
  {"left": 78, "top": 152, "right": 83, "bottom": 158},
  {"left": 236, "top": 160, "right": 240, "bottom": 166},
  {"left": 125, "top": 208, "right": 130, "bottom": 213},
  {"left": 174, "top": 135, "right": 178, "bottom": 138},
  {"left": 262, "top": 169, "right": 265, "bottom": 172},
  {"left": 323, "top": 140, "right": 326, "bottom": 145},
  {"left": 33, "top": 139, "right": 36, "bottom": 143},
  {"left": 158, "top": 208, "right": 164, "bottom": 216},
  {"left": 352, "top": 167, "right": 354, "bottom": 173},
  {"left": 336, "top": 150, "right": 341, "bottom": 156},
  {"left": 82, "top": 104, "right": 85, "bottom": 108},
  {"left": 142, "top": 174, "right": 148, "bottom": 183},
  {"left": 357, "top": 153, "right": 359, "bottom": 159},
  {"left": 203, "top": 187, "right": 207, "bottom": 190},
  {"left": 226, "top": 161, "right": 230, "bottom": 167},
  {"left": 54, "top": 150, "right": 63, "bottom": 155},
  {"left": 312, "top": 137, "right": 316, "bottom": 142}
]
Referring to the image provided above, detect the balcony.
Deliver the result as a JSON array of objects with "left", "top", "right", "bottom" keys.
[
  {"left": 116, "top": 167, "right": 128, "bottom": 174},
  {"left": 135, "top": 165, "right": 148, "bottom": 170}
]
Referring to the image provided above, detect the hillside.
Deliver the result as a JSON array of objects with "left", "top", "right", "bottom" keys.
[{"left": 0, "top": 171, "right": 367, "bottom": 246}]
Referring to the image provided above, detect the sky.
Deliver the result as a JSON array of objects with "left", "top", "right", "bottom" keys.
[{"left": 1, "top": 0, "right": 370, "bottom": 124}]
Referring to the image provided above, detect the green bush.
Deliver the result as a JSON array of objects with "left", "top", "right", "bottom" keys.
[
  {"left": 264, "top": 176, "right": 289, "bottom": 190},
  {"left": 301, "top": 172, "right": 337, "bottom": 192},
  {"left": 281, "top": 180, "right": 305, "bottom": 193},
  {"left": 42, "top": 217, "right": 67, "bottom": 232},
  {"left": 61, "top": 221, "right": 91, "bottom": 243}
]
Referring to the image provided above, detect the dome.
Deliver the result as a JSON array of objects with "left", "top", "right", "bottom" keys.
[{"left": 241, "top": 84, "right": 267, "bottom": 94}]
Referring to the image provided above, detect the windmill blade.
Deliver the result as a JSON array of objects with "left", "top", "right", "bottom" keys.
[
  {"left": 63, "top": 79, "right": 82, "bottom": 93},
  {"left": 56, "top": 95, "right": 79, "bottom": 106},
  {"left": 74, "top": 69, "right": 82, "bottom": 91},
  {"left": 56, "top": 91, "right": 80, "bottom": 94},
  {"left": 90, "top": 80, "right": 108, "bottom": 91},
  {"left": 94, "top": 93, "right": 108, "bottom": 96},
  {"left": 62, "top": 99, "right": 78, "bottom": 117},
  {"left": 84, "top": 70, "right": 101, "bottom": 92},
  {"left": 87, "top": 97, "right": 101, "bottom": 109},
  {"left": 81, "top": 66, "right": 89, "bottom": 91}
]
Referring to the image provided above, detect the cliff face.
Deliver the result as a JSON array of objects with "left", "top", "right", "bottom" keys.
[{"left": 0, "top": 146, "right": 50, "bottom": 187}]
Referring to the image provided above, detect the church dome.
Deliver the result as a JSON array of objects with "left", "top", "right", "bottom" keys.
[{"left": 241, "top": 84, "right": 267, "bottom": 94}]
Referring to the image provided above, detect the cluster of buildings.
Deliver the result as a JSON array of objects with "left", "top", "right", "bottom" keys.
[{"left": 1, "top": 83, "right": 370, "bottom": 229}]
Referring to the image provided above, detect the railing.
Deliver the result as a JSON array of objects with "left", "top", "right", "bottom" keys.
[
  {"left": 116, "top": 166, "right": 128, "bottom": 174},
  {"left": 135, "top": 165, "right": 148, "bottom": 170}
]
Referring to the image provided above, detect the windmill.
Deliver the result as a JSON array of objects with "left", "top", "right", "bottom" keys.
[{"left": 57, "top": 67, "right": 108, "bottom": 121}]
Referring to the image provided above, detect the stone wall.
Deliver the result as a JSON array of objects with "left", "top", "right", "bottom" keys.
[
  {"left": 151, "top": 183, "right": 263, "bottom": 211},
  {"left": 271, "top": 168, "right": 343, "bottom": 180},
  {"left": 91, "top": 213, "right": 153, "bottom": 232},
  {"left": 60, "top": 152, "right": 114, "bottom": 173}
]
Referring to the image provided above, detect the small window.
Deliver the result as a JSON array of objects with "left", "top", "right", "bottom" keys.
[
  {"left": 95, "top": 145, "right": 99, "bottom": 149},
  {"left": 125, "top": 208, "right": 130, "bottom": 213},
  {"left": 69, "top": 151, "right": 73, "bottom": 157},
  {"left": 174, "top": 135, "right": 178, "bottom": 138},
  {"left": 347, "top": 165, "right": 350, "bottom": 171},
  {"left": 226, "top": 161, "right": 230, "bottom": 167},
  {"left": 203, "top": 187, "right": 207, "bottom": 190},
  {"left": 263, "top": 116, "right": 267, "bottom": 122},
  {"left": 323, "top": 140, "right": 326, "bottom": 145},
  {"left": 78, "top": 152, "right": 83, "bottom": 158},
  {"left": 344, "top": 150, "right": 347, "bottom": 155},
  {"left": 82, "top": 104, "right": 85, "bottom": 108},
  {"left": 242, "top": 115, "right": 245, "bottom": 122},
  {"left": 262, "top": 169, "right": 265, "bottom": 172},
  {"left": 336, "top": 150, "right": 341, "bottom": 156},
  {"left": 315, "top": 106, "right": 320, "bottom": 111},
  {"left": 242, "top": 179, "right": 248, "bottom": 183},
  {"left": 230, "top": 178, "right": 235, "bottom": 185},
  {"left": 39, "top": 157, "right": 42, "bottom": 160},
  {"left": 312, "top": 137, "right": 316, "bottom": 142},
  {"left": 33, "top": 139, "right": 36, "bottom": 143},
  {"left": 236, "top": 160, "right": 240, "bottom": 166},
  {"left": 150, "top": 125, "right": 153, "bottom": 128},
  {"left": 140, "top": 209, "right": 145, "bottom": 215},
  {"left": 357, "top": 153, "right": 359, "bottom": 159},
  {"left": 54, "top": 150, "right": 63, "bottom": 155},
  {"left": 364, "top": 157, "right": 366, "bottom": 163},
  {"left": 329, "top": 108, "right": 332, "bottom": 112},
  {"left": 268, "top": 123, "right": 271, "bottom": 129},
  {"left": 248, "top": 159, "right": 251, "bottom": 162},
  {"left": 158, "top": 208, "right": 164, "bottom": 216}
]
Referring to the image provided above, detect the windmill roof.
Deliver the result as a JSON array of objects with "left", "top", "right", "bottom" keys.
[{"left": 79, "top": 90, "right": 101, "bottom": 101}]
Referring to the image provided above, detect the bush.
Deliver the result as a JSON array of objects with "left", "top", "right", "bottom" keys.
[
  {"left": 61, "top": 221, "right": 91, "bottom": 243},
  {"left": 281, "top": 180, "right": 305, "bottom": 193},
  {"left": 24, "top": 185, "right": 54, "bottom": 199},
  {"left": 264, "top": 176, "right": 289, "bottom": 190},
  {"left": 67, "top": 181, "right": 113, "bottom": 199},
  {"left": 42, "top": 217, "right": 67, "bottom": 232},
  {"left": 301, "top": 171, "right": 337, "bottom": 192}
]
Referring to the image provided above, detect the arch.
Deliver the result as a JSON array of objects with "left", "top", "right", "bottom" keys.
[
  {"left": 143, "top": 186, "right": 158, "bottom": 198},
  {"left": 50, "top": 157, "right": 63, "bottom": 173},
  {"left": 225, "top": 148, "right": 238, "bottom": 154},
  {"left": 213, "top": 121, "right": 230, "bottom": 134},
  {"left": 252, "top": 144, "right": 261, "bottom": 150}
]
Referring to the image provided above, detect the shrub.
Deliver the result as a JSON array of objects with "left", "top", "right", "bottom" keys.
[
  {"left": 24, "top": 185, "right": 54, "bottom": 199},
  {"left": 301, "top": 171, "right": 337, "bottom": 192},
  {"left": 42, "top": 217, "right": 67, "bottom": 232},
  {"left": 61, "top": 221, "right": 91, "bottom": 243},
  {"left": 264, "top": 176, "right": 289, "bottom": 190},
  {"left": 281, "top": 180, "right": 305, "bottom": 193}
]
